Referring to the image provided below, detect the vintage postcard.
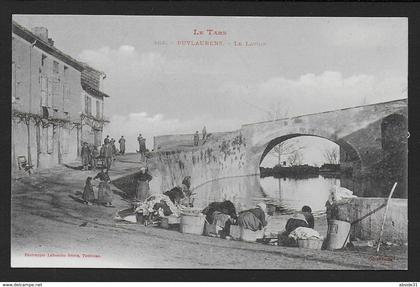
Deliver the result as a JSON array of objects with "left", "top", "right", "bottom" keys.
[{"left": 11, "top": 15, "right": 408, "bottom": 269}]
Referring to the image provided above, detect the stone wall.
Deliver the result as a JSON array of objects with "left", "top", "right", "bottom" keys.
[
  {"left": 153, "top": 131, "right": 232, "bottom": 151},
  {"left": 149, "top": 130, "right": 251, "bottom": 199},
  {"left": 153, "top": 134, "right": 197, "bottom": 150},
  {"left": 334, "top": 197, "right": 407, "bottom": 243}
]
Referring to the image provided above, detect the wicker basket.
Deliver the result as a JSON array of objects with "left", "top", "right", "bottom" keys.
[
  {"left": 297, "top": 238, "right": 323, "bottom": 250},
  {"left": 230, "top": 225, "right": 241, "bottom": 240},
  {"left": 180, "top": 213, "right": 205, "bottom": 235},
  {"left": 160, "top": 218, "right": 169, "bottom": 229}
]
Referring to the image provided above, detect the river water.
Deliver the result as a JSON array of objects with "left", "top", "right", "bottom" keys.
[
  {"left": 259, "top": 175, "right": 340, "bottom": 215},
  {"left": 192, "top": 174, "right": 340, "bottom": 215},
  {"left": 191, "top": 174, "right": 337, "bottom": 236}
]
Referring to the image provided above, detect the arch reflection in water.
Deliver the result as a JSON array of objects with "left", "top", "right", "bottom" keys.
[
  {"left": 260, "top": 175, "right": 339, "bottom": 215},
  {"left": 191, "top": 174, "right": 338, "bottom": 215},
  {"left": 192, "top": 175, "right": 265, "bottom": 212}
]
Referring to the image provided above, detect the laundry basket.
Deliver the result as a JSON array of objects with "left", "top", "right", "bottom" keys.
[
  {"left": 180, "top": 210, "right": 205, "bottom": 235},
  {"left": 297, "top": 238, "right": 323, "bottom": 250}
]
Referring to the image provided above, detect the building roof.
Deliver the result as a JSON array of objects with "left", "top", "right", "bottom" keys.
[
  {"left": 81, "top": 64, "right": 110, "bottom": 98},
  {"left": 12, "top": 21, "right": 85, "bottom": 72},
  {"left": 82, "top": 82, "right": 110, "bottom": 98},
  {"left": 13, "top": 21, "right": 110, "bottom": 99},
  {"left": 81, "top": 64, "right": 105, "bottom": 89}
]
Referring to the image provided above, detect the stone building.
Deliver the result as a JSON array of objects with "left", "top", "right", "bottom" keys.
[
  {"left": 11, "top": 21, "right": 109, "bottom": 173},
  {"left": 80, "top": 65, "right": 109, "bottom": 148}
]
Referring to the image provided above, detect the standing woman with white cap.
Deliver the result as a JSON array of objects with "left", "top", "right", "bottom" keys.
[{"left": 135, "top": 167, "right": 153, "bottom": 202}]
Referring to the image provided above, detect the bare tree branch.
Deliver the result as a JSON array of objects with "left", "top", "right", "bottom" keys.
[
  {"left": 323, "top": 147, "right": 340, "bottom": 164},
  {"left": 264, "top": 103, "right": 305, "bottom": 165},
  {"left": 287, "top": 150, "right": 303, "bottom": 166}
]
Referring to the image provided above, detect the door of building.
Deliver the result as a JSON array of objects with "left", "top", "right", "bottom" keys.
[{"left": 94, "top": 129, "right": 102, "bottom": 147}]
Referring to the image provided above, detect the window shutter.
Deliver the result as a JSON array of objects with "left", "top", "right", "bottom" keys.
[
  {"left": 41, "top": 77, "right": 48, "bottom": 107},
  {"left": 87, "top": 97, "right": 92, "bottom": 115},
  {"left": 52, "top": 79, "right": 60, "bottom": 109},
  {"left": 47, "top": 78, "right": 53, "bottom": 107},
  {"left": 62, "top": 84, "right": 65, "bottom": 109},
  {"left": 84, "top": 95, "right": 88, "bottom": 114},
  {"left": 96, "top": 100, "right": 100, "bottom": 118},
  {"left": 63, "top": 86, "right": 70, "bottom": 112}
]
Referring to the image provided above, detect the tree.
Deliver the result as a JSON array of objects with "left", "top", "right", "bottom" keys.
[
  {"left": 271, "top": 140, "right": 305, "bottom": 166},
  {"left": 323, "top": 147, "right": 340, "bottom": 164},
  {"left": 264, "top": 103, "right": 305, "bottom": 166},
  {"left": 287, "top": 150, "right": 303, "bottom": 166}
]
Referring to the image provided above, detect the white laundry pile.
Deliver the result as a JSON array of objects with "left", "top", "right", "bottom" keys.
[
  {"left": 328, "top": 185, "right": 357, "bottom": 204},
  {"left": 135, "top": 194, "right": 182, "bottom": 217},
  {"left": 288, "top": 227, "right": 323, "bottom": 241}
]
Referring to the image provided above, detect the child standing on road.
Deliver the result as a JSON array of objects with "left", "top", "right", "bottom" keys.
[{"left": 82, "top": 177, "right": 95, "bottom": 205}]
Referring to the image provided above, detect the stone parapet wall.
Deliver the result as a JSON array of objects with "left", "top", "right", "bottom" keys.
[
  {"left": 149, "top": 130, "right": 248, "bottom": 196},
  {"left": 333, "top": 197, "right": 407, "bottom": 243}
]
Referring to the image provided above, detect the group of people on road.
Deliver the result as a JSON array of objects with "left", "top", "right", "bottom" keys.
[
  {"left": 80, "top": 142, "right": 100, "bottom": 171},
  {"left": 81, "top": 135, "right": 130, "bottom": 172},
  {"left": 193, "top": 126, "right": 207, "bottom": 146}
]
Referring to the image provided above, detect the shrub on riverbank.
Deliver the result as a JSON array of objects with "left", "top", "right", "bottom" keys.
[{"left": 260, "top": 164, "right": 320, "bottom": 179}]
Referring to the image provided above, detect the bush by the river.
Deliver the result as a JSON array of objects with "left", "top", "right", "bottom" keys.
[{"left": 260, "top": 164, "right": 320, "bottom": 179}]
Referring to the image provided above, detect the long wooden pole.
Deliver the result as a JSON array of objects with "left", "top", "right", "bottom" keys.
[{"left": 376, "top": 182, "right": 398, "bottom": 253}]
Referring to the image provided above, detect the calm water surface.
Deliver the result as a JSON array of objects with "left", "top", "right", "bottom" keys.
[
  {"left": 193, "top": 175, "right": 339, "bottom": 215},
  {"left": 259, "top": 175, "right": 340, "bottom": 215}
]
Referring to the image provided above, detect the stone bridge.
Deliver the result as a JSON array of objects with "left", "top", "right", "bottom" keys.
[{"left": 148, "top": 99, "right": 408, "bottom": 208}]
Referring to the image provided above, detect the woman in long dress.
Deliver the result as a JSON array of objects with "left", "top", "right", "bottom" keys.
[
  {"left": 82, "top": 177, "right": 95, "bottom": 205},
  {"left": 237, "top": 202, "right": 268, "bottom": 231},
  {"left": 97, "top": 181, "right": 113, "bottom": 206},
  {"left": 94, "top": 169, "right": 113, "bottom": 206},
  {"left": 135, "top": 167, "right": 152, "bottom": 202}
]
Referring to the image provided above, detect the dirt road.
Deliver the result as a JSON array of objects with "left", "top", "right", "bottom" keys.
[{"left": 11, "top": 154, "right": 407, "bottom": 269}]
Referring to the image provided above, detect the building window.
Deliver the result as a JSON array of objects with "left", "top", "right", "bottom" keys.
[
  {"left": 94, "top": 129, "right": 102, "bottom": 146},
  {"left": 61, "top": 128, "right": 70, "bottom": 154},
  {"left": 85, "top": 95, "right": 92, "bottom": 116},
  {"left": 53, "top": 61, "right": 59, "bottom": 73},
  {"left": 63, "top": 66, "right": 68, "bottom": 79},
  {"left": 42, "top": 106, "right": 49, "bottom": 118},
  {"left": 42, "top": 54, "right": 47, "bottom": 66},
  {"left": 96, "top": 100, "right": 101, "bottom": 118}
]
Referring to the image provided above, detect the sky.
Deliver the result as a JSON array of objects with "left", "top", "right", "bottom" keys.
[{"left": 13, "top": 16, "right": 408, "bottom": 164}]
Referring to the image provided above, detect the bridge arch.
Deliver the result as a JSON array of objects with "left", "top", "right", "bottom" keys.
[{"left": 259, "top": 133, "right": 362, "bottom": 168}]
